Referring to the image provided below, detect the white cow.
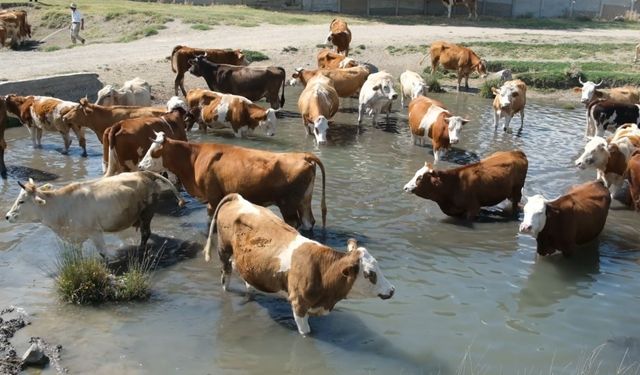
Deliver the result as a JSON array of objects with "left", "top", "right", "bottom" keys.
[
  {"left": 5, "top": 172, "right": 185, "bottom": 257},
  {"left": 358, "top": 71, "right": 397, "bottom": 126},
  {"left": 95, "top": 77, "right": 152, "bottom": 107},
  {"left": 399, "top": 70, "right": 428, "bottom": 107}
]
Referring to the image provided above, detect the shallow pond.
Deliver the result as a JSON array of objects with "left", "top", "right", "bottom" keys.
[{"left": 1, "top": 88, "right": 639, "bottom": 374}]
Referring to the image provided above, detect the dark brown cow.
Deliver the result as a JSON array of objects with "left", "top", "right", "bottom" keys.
[
  {"left": 628, "top": 150, "right": 640, "bottom": 211},
  {"left": 317, "top": 49, "right": 358, "bottom": 69},
  {"left": 520, "top": 181, "right": 611, "bottom": 257},
  {"left": 137, "top": 132, "right": 326, "bottom": 230},
  {"left": 170, "top": 45, "right": 249, "bottom": 96},
  {"left": 189, "top": 55, "right": 286, "bottom": 109},
  {"left": 421, "top": 41, "right": 487, "bottom": 91},
  {"left": 326, "top": 19, "right": 352, "bottom": 56},
  {"left": 203, "top": 193, "right": 394, "bottom": 335},
  {"left": 103, "top": 98, "right": 188, "bottom": 176},
  {"left": 0, "top": 96, "right": 6, "bottom": 179},
  {"left": 403, "top": 150, "right": 528, "bottom": 219}
]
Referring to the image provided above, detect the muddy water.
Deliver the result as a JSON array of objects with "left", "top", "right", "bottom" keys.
[{"left": 1, "top": 89, "right": 639, "bottom": 374}]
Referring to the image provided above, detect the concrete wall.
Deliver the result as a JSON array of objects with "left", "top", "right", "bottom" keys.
[{"left": 0, "top": 73, "right": 103, "bottom": 102}]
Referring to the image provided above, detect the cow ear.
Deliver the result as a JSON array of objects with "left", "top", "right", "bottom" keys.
[
  {"left": 444, "top": 117, "right": 450, "bottom": 123},
  {"left": 347, "top": 238, "right": 358, "bottom": 252},
  {"left": 491, "top": 87, "right": 499, "bottom": 95},
  {"left": 17, "top": 181, "right": 26, "bottom": 191},
  {"left": 426, "top": 162, "right": 434, "bottom": 172},
  {"left": 372, "top": 84, "right": 381, "bottom": 91},
  {"left": 341, "top": 262, "right": 359, "bottom": 278}
]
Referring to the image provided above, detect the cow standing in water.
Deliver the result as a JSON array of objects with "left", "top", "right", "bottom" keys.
[
  {"left": 421, "top": 41, "right": 487, "bottom": 92},
  {"left": 492, "top": 79, "right": 527, "bottom": 133}
]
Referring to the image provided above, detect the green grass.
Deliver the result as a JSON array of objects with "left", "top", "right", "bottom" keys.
[
  {"left": 479, "top": 79, "right": 501, "bottom": 99},
  {"left": 464, "top": 41, "right": 637, "bottom": 60},
  {"left": 40, "top": 10, "right": 68, "bottom": 29},
  {"left": 43, "top": 45, "right": 62, "bottom": 52},
  {"left": 424, "top": 75, "right": 444, "bottom": 93},
  {"left": 191, "top": 24, "right": 211, "bottom": 31},
  {"left": 243, "top": 50, "right": 269, "bottom": 62},
  {"left": 54, "top": 246, "right": 154, "bottom": 305},
  {"left": 386, "top": 44, "right": 428, "bottom": 56}
]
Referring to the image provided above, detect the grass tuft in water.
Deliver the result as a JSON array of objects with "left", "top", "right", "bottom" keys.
[
  {"left": 424, "top": 75, "right": 444, "bottom": 93},
  {"left": 479, "top": 79, "right": 501, "bottom": 99}
]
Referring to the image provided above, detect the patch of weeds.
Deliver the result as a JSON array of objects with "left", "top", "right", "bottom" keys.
[
  {"left": 43, "top": 45, "right": 61, "bottom": 52},
  {"left": 191, "top": 24, "right": 211, "bottom": 31},
  {"left": 282, "top": 46, "right": 299, "bottom": 53},
  {"left": 357, "top": 44, "right": 366, "bottom": 50},
  {"left": 386, "top": 44, "right": 428, "bottom": 56},
  {"left": 479, "top": 79, "right": 502, "bottom": 99},
  {"left": 562, "top": 103, "right": 577, "bottom": 110},
  {"left": 424, "top": 75, "right": 444, "bottom": 93},
  {"left": 243, "top": 50, "right": 269, "bottom": 62},
  {"left": 104, "top": 11, "right": 123, "bottom": 21},
  {"left": 41, "top": 10, "right": 68, "bottom": 29}
]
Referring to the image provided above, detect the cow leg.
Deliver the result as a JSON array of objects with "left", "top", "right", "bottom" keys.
[
  {"left": 59, "top": 131, "right": 71, "bottom": 155},
  {"left": 519, "top": 108, "right": 525, "bottom": 131},
  {"left": 90, "top": 232, "right": 109, "bottom": 258},
  {"left": 137, "top": 205, "right": 155, "bottom": 252},
  {"left": 456, "top": 73, "right": 462, "bottom": 92},
  {"left": 279, "top": 201, "right": 301, "bottom": 229},
  {"left": 511, "top": 185, "right": 523, "bottom": 216},
  {"left": 291, "top": 300, "right": 310, "bottom": 335},
  {"left": 72, "top": 126, "right": 87, "bottom": 157},
  {"left": 493, "top": 111, "right": 500, "bottom": 130},
  {"left": 298, "top": 180, "right": 316, "bottom": 231},
  {"left": 35, "top": 127, "right": 43, "bottom": 148},
  {"left": 357, "top": 103, "right": 365, "bottom": 125},
  {"left": 464, "top": 74, "right": 470, "bottom": 90},
  {"left": 503, "top": 115, "right": 513, "bottom": 133},
  {"left": 0, "top": 138, "right": 6, "bottom": 179},
  {"left": 29, "top": 126, "right": 37, "bottom": 148},
  {"left": 218, "top": 243, "right": 233, "bottom": 292}
]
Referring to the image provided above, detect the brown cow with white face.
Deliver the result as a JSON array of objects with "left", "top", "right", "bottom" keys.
[
  {"left": 170, "top": 45, "right": 249, "bottom": 96},
  {"left": 289, "top": 66, "right": 369, "bottom": 98},
  {"left": 317, "top": 49, "right": 358, "bottom": 69},
  {"left": 197, "top": 94, "right": 277, "bottom": 137},
  {"left": 421, "top": 41, "right": 487, "bottom": 92},
  {"left": 137, "top": 132, "right": 327, "bottom": 230},
  {"left": 408, "top": 96, "right": 469, "bottom": 162},
  {"left": 326, "top": 19, "right": 352, "bottom": 56},
  {"left": 520, "top": 181, "right": 611, "bottom": 257},
  {"left": 404, "top": 150, "right": 528, "bottom": 219},
  {"left": 492, "top": 79, "right": 527, "bottom": 133},
  {"left": 203, "top": 193, "right": 394, "bottom": 335},
  {"left": 297, "top": 74, "right": 339, "bottom": 145}
]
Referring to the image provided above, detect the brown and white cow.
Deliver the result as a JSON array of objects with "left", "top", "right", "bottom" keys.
[
  {"left": 184, "top": 88, "right": 224, "bottom": 130},
  {"left": 137, "top": 132, "right": 327, "bottom": 230},
  {"left": 0, "top": 10, "right": 30, "bottom": 48},
  {"left": 198, "top": 94, "right": 277, "bottom": 137},
  {"left": 326, "top": 18, "right": 352, "bottom": 56},
  {"left": 298, "top": 74, "right": 339, "bottom": 145},
  {"left": 317, "top": 49, "right": 358, "bottom": 69},
  {"left": 519, "top": 181, "right": 611, "bottom": 257},
  {"left": 403, "top": 150, "right": 528, "bottom": 219},
  {"left": 575, "top": 124, "right": 640, "bottom": 198},
  {"left": 0, "top": 96, "right": 7, "bottom": 179},
  {"left": 189, "top": 55, "right": 286, "bottom": 109},
  {"left": 290, "top": 66, "right": 369, "bottom": 98},
  {"left": 204, "top": 193, "right": 394, "bottom": 335},
  {"left": 573, "top": 78, "right": 640, "bottom": 106},
  {"left": 358, "top": 71, "right": 398, "bottom": 126},
  {"left": 61, "top": 98, "right": 166, "bottom": 142},
  {"left": 171, "top": 45, "right": 249, "bottom": 96},
  {"left": 103, "top": 97, "right": 188, "bottom": 176},
  {"left": 5, "top": 172, "right": 185, "bottom": 258},
  {"left": 399, "top": 70, "right": 428, "bottom": 107},
  {"left": 421, "top": 41, "right": 487, "bottom": 92},
  {"left": 442, "top": 0, "right": 477, "bottom": 19},
  {"left": 492, "top": 79, "right": 527, "bottom": 133},
  {"left": 4, "top": 94, "right": 86, "bottom": 156},
  {"left": 408, "top": 96, "right": 469, "bottom": 162},
  {"left": 627, "top": 150, "right": 640, "bottom": 211},
  {"left": 95, "top": 77, "right": 152, "bottom": 107}
]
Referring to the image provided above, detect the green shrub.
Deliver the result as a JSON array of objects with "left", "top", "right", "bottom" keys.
[
  {"left": 479, "top": 79, "right": 501, "bottom": 98},
  {"left": 191, "top": 24, "right": 211, "bottom": 31},
  {"left": 424, "top": 75, "right": 444, "bottom": 93},
  {"left": 243, "top": 50, "right": 269, "bottom": 62}
]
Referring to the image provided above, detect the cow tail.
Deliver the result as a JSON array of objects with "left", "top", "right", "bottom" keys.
[
  {"left": 142, "top": 171, "right": 186, "bottom": 207},
  {"left": 203, "top": 193, "right": 239, "bottom": 262},
  {"left": 104, "top": 125, "right": 119, "bottom": 177},
  {"left": 419, "top": 51, "right": 430, "bottom": 65},
  {"left": 170, "top": 45, "right": 182, "bottom": 73},
  {"left": 305, "top": 153, "right": 327, "bottom": 228},
  {"left": 279, "top": 67, "right": 286, "bottom": 108}
]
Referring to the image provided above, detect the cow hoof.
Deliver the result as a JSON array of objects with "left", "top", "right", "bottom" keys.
[
  {"left": 61, "top": 150, "right": 69, "bottom": 155},
  {"left": 81, "top": 152, "right": 88, "bottom": 158}
]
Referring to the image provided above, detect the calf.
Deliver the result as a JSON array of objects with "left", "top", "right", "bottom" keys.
[
  {"left": 492, "top": 79, "right": 527, "bottom": 132},
  {"left": 61, "top": 98, "right": 166, "bottom": 142},
  {"left": 519, "top": 181, "right": 611, "bottom": 257},
  {"left": 95, "top": 77, "right": 152, "bottom": 107},
  {"left": 358, "top": 71, "right": 398, "bottom": 126},
  {"left": 4, "top": 94, "right": 86, "bottom": 156},
  {"left": 399, "top": 70, "right": 428, "bottom": 107},
  {"left": 317, "top": 49, "right": 358, "bottom": 69},
  {"left": 103, "top": 97, "right": 188, "bottom": 176},
  {"left": 326, "top": 18, "right": 351, "bottom": 56},
  {"left": 627, "top": 150, "right": 640, "bottom": 211},
  {"left": 408, "top": 96, "right": 468, "bottom": 162},
  {"left": 442, "top": 0, "right": 477, "bottom": 18},
  {"left": 5, "top": 172, "right": 185, "bottom": 257},
  {"left": 290, "top": 66, "right": 369, "bottom": 98},
  {"left": 586, "top": 99, "right": 640, "bottom": 137},
  {"left": 137, "top": 132, "right": 327, "bottom": 230},
  {"left": 574, "top": 78, "right": 640, "bottom": 105},
  {"left": 297, "top": 74, "right": 339, "bottom": 144},
  {"left": 0, "top": 96, "right": 6, "bottom": 179},
  {"left": 198, "top": 94, "right": 277, "bottom": 137},
  {"left": 189, "top": 55, "right": 285, "bottom": 109},
  {"left": 203, "top": 193, "right": 394, "bottom": 335},
  {"left": 421, "top": 41, "right": 487, "bottom": 91},
  {"left": 184, "top": 88, "right": 223, "bottom": 130},
  {"left": 403, "top": 150, "right": 528, "bottom": 219},
  {"left": 171, "top": 45, "right": 248, "bottom": 96}
]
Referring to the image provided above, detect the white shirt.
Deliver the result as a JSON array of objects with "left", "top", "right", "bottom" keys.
[{"left": 71, "top": 9, "right": 82, "bottom": 23}]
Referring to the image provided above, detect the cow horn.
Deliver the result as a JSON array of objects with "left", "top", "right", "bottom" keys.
[
  {"left": 579, "top": 76, "right": 585, "bottom": 85},
  {"left": 595, "top": 80, "right": 603, "bottom": 87},
  {"left": 17, "top": 181, "right": 26, "bottom": 190}
]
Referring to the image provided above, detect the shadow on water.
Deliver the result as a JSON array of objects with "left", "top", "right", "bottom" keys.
[
  {"left": 4, "top": 165, "right": 59, "bottom": 182},
  {"left": 371, "top": 116, "right": 400, "bottom": 134},
  {"left": 300, "top": 226, "right": 371, "bottom": 250},
  {"left": 326, "top": 122, "right": 364, "bottom": 147}
]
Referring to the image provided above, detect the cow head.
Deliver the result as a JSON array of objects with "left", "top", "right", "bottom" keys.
[
  {"left": 5, "top": 179, "right": 48, "bottom": 223},
  {"left": 444, "top": 116, "right": 469, "bottom": 144},
  {"left": 403, "top": 162, "right": 434, "bottom": 194},
  {"left": 492, "top": 83, "right": 521, "bottom": 109},
  {"left": 574, "top": 77, "right": 603, "bottom": 104},
  {"left": 95, "top": 85, "right": 116, "bottom": 106},
  {"left": 309, "top": 116, "right": 329, "bottom": 144},
  {"left": 475, "top": 60, "right": 488, "bottom": 78},
  {"left": 373, "top": 79, "right": 398, "bottom": 101},
  {"left": 260, "top": 108, "right": 277, "bottom": 137},
  {"left": 289, "top": 68, "right": 304, "bottom": 86},
  {"left": 519, "top": 194, "right": 549, "bottom": 237},
  {"left": 138, "top": 131, "right": 166, "bottom": 173},
  {"left": 345, "top": 239, "right": 395, "bottom": 300},
  {"left": 411, "top": 81, "right": 427, "bottom": 100},
  {"left": 338, "top": 57, "right": 358, "bottom": 69},
  {"left": 62, "top": 97, "right": 91, "bottom": 124},
  {"left": 234, "top": 49, "right": 249, "bottom": 66},
  {"left": 188, "top": 55, "right": 211, "bottom": 77},
  {"left": 575, "top": 136, "right": 608, "bottom": 170}
]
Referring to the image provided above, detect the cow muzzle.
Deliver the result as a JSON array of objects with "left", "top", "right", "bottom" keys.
[
  {"left": 378, "top": 287, "right": 395, "bottom": 300},
  {"left": 403, "top": 184, "right": 415, "bottom": 193},
  {"left": 450, "top": 138, "right": 459, "bottom": 145},
  {"left": 519, "top": 223, "right": 532, "bottom": 233}
]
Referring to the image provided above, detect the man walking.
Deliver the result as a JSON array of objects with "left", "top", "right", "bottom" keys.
[{"left": 69, "top": 3, "right": 85, "bottom": 45}]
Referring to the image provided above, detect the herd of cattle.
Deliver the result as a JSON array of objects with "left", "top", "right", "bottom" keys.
[{"left": 2, "top": 14, "right": 640, "bottom": 335}]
